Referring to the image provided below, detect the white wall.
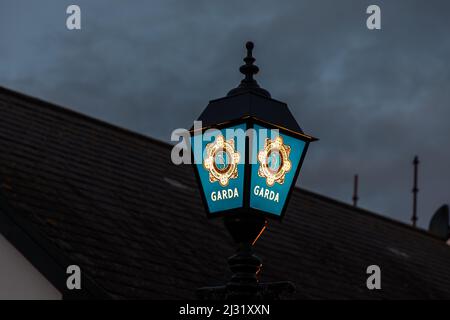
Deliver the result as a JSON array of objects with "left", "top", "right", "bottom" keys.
[{"left": 0, "top": 233, "right": 62, "bottom": 300}]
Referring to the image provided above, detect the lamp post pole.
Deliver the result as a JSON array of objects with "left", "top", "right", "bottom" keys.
[
  {"left": 223, "top": 215, "right": 264, "bottom": 299},
  {"left": 197, "top": 208, "right": 295, "bottom": 300}
]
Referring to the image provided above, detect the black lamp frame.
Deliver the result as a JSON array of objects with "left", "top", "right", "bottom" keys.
[{"left": 190, "top": 115, "right": 315, "bottom": 221}]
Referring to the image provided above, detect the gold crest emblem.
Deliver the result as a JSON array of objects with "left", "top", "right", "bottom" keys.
[
  {"left": 203, "top": 135, "right": 240, "bottom": 187},
  {"left": 257, "top": 136, "right": 292, "bottom": 186}
]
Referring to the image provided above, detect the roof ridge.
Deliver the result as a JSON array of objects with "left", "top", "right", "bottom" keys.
[
  {"left": 296, "top": 187, "right": 444, "bottom": 244},
  {"left": 0, "top": 85, "right": 172, "bottom": 149}
]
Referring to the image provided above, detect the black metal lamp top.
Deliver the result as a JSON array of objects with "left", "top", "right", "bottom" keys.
[{"left": 227, "top": 41, "right": 271, "bottom": 98}]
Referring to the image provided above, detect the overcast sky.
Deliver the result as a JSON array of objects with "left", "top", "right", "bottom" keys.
[{"left": 1, "top": 0, "right": 449, "bottom": 228}]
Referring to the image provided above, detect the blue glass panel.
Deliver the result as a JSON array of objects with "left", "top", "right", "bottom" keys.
[
  {"left": 250, "top": 124, "right": 305, "bottom": 217},
  {"left": 192, "top": 124, "right": 246, "bottom": 213}
]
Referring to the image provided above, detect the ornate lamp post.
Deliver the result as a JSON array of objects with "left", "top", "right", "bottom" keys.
[{"left": 191, "top": 42, "right": 317, "bottom": 299}]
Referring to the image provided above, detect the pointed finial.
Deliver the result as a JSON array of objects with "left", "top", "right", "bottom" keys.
[
  {"left": 240, "top": 42, "right": 259, "bottom": 82},
  {"left": 227, "top": 41, "right": 271, "bottom": 98}
]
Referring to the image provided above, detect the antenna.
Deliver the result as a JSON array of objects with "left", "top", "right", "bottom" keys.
[
  {"left": 411, "top": 156, "right": 419, "bottom": 227},
  {"left": 352, "top": 174, "right": 359, "bottom": 207}
]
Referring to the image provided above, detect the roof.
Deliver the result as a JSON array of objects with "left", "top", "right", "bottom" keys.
[
  {"left": 197, "top": 92, "right": 304, "bottom": 134},
  {"left": 1, "top": 86, "right": 450, "bottom": 299}
]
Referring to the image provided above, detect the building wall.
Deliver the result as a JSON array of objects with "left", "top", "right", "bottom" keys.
[{"left": 0, "top": 233, "right": 61, "bottom": 300}]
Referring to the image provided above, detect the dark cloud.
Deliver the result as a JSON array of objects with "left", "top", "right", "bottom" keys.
[{"left": 1, "top": 0, "right": 449, "bottom": 227}]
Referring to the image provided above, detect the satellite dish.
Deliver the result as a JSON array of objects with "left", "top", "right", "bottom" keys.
[{"left": 428, "top": 204, "right": 449, "bottom": 240}]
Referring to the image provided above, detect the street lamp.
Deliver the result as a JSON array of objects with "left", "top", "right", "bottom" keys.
[{"left": 191, "top": 42, "right": 317, "bottom": 299}]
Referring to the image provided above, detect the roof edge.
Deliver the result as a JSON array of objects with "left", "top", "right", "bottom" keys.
[
  {"left": 296, "top": 186, "right": 445, "bottom": 244},
  {"left": 0, "top": 85, "right": 171, "bottom": 150}
]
